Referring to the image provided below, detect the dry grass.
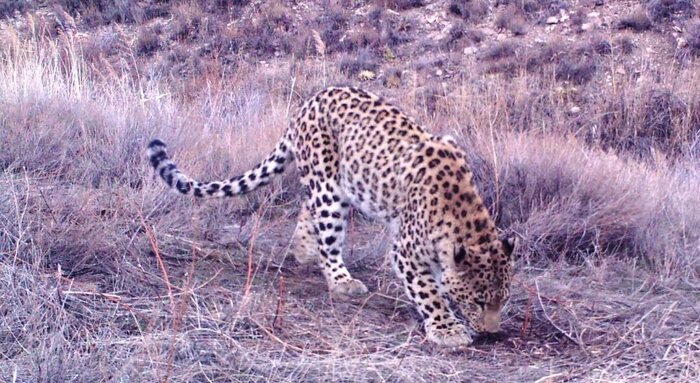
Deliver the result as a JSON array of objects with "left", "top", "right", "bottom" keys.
[
  {"left": 495, "top": 5, "right": 528, "bottom": 36},
  {"left": 1, "top": 2, "right": 700, "bottom": 382},
  {"left": 448, "top": 0, "right": 489, "bottom": 23},
  {"left": 619, "top": 8, "right": 653, "bottom": 32}
]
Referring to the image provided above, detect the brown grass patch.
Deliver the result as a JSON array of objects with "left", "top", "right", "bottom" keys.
[
  {"left": 495, "top": 5, "right": 528, "bottom": 36},
  {"left": 619, "top": 8, "right": 653, "bottom": 32}
]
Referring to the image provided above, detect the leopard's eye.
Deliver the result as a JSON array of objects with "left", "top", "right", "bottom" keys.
[{"left": 474, "top": 299, "right": 486, "bottom": 309}]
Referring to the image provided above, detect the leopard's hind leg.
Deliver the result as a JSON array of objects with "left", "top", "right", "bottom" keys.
[{"left": 289, "top": 204, "right": 319, "bottom": 265}]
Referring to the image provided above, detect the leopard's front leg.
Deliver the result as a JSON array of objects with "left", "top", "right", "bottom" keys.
[{"left": 389, "top": 241, "right": 473, "bottom": 346}]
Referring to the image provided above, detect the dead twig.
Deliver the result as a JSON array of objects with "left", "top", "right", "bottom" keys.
[
  {"left": 272, "top": 275, "right": 285, "bottom": 331},
  {"left": 534, "top": 280, "right": 586, "bottom": 351}
]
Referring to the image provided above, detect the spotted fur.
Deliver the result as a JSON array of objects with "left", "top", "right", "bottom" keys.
[{"left": 147, "top": 86, "right": 515, "bottom": 346}]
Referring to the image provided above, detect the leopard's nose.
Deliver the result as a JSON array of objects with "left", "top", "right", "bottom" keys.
[{"left": 483, "top": 310, "right": 501, "bottom": 333}]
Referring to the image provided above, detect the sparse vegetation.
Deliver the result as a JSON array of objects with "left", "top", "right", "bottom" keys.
[
  {"left": 0, "top": 0, "right": 32, "bottom": 18},
  {"left": 645, "top": 0, "right": 694, "bottom": 22},
  {"left": 378, "top": 0, "right": 425, "bottom": 10},
  {"left": 497, "top": 0, "right": 570, "bottom": 20},
  {"left": 479, "top": 40, "right": 519, "bottom": 61},
  {"left": 684, "top": 19, "right": 700, "bottom": 57},
  {"left": 619, "top": 8, "right": 653, "bottom": 32},
  {"left": 614, "top": 34, "right": 636, "bottom": 54},
  {"left": 554, "top": 53, "right": 597, "bottom": 84},
  {"left": 317, "top": 3, "right": 350, "bottom": 54},
  {"left": 135, "top": 26, "right": 161, "bottom": 56},
  {"left": 442, "top": 21, "right": 484, "bottom": 50},
  {"left": 339, "top": 48, "right": 379, "bottom": 77},
  {"left": 448, "top": 0, "right": 489, "bottom": 23},
  {"left": 1, "top": 1, "right": 700, "bottom": 381},
  {"left": 495, "top": 5, "right": 528, "bottom": 36},
  {"left": 60, "top": 0, "right": 143, "bottom": 26}
]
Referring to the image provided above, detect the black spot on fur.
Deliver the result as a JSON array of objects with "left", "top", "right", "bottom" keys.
[
  {"left": 149, "top": 151, "right": 167, "bottom": 168},
  {"left": 454, "top": 246, "right": 467, "bottom": 264},
  {"left": 474, "top": 218, "right": 487, "bottom": 232},
  {"left": 175, "top": 180, "right": 191, "bottom": 194}
]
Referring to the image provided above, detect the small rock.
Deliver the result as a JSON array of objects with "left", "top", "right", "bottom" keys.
[
  {"left": 570, "top": 106, "right": 581, "bottom": 113},
  {"left": 595, "top": 0, "right": 604, "bottom": 6},
  {"left": 546, "top": 16, "right": 559, "bottom": 24},
  {"left": 615, "top": 67, "right": 626, "bottom": 75},
  {"left": 463, "top": 46, "right": 478, "bottom": 55},
  {"left": 587, "top": 12, "right": 600, "bottom": 18},
  {"left": 560, "top": 10, "right": 569, "bottom": 21},
  {"left": 677, "top": 37, "right": 688, "bottom": 48},
  {"left": 581, "top": 23, "right": 593, "bottom": 31},
  {"left": 436, "top": 69, "right": 443, "bottom": 76}
]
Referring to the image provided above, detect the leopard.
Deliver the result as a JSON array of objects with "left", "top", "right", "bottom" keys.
[{"left": 147, "top": 86, "right": 515, "bottom": 346}]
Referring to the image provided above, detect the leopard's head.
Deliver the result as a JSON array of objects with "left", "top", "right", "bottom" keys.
[{"left": 448, "top": 236, "right": 516, "bottom": 333}]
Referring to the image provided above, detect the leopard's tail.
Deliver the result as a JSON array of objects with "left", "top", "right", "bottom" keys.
[{"left": 146, "top": 136, "right": 293, "bottom": 198}]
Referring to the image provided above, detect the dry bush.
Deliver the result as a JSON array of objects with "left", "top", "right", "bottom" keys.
[
  {"left": 479, "top": 40, "right": 519, "bottom": 61},
  {"left": 569, "top": 8, "right": 586, "bottom": 33},
  {"left": 645, "top": 0, "right": 695, "bottom": 22},
  {"left": 586, "top": 35, "right": 612, "bottom": 55},
  {"left": 496, "top": 0, "right": 569, "bottom": 20},
  {"left": 554, "top": 54, "right": 596, "bottom": 84},
  {"left": 464, "top": 132, "right": 700, "bottom": 268},
  {"left": 142, "top": 2, "right": 170, "bottom": 20},
  {"left": 136, "top": 26, "right": 161, "bottom": 56},
  {"left": 375, "top": 0, "right": 425, "bottom": 10},
  {"left": 618, "top": 8, "right": 653, "bottom": 32},
  {"left": 380, "top": 14, "right": 416, "bottom": 47},
  {"left": 482, "top": 37, "right": 603, "bottom": 84},
  {"left": 260, "top": 0, "right": 292, "bottom": 31},
  {"left": 467, "top": 37, "right": 698, "bottom": 157},
  {"left": 206, "top": 25, "right": 239, "bottom": 58},
  {"left": 240, "top": 21, "right": 292, "bottom": 58},
  {"left": 0, "top": 0, "right": 32, "bottom": 18},
  {"left": 316, "top": 3, "right": 350, "bottom": 54},
  {"left": 81, "top": 26, "right": 125, "bottom": 61},
  {"left": 197, "top": 0, "right": 251, "bottom": 11},
  {"left": 159, "top": 46, "right": 206, "bottom": 78},
  {"left": 442, "top": 21, "right": 484, "bottom": 50},
  {"left": 339, "top": 48, "right": 379, "bottom": 77},
  {"left": 495, "top": 5, "right": 528, "bottom": 36},
  {"left": 613, "top": 34, "right": 636, "bottom": 54},
  {"left": 57, "top": 0, "right": 143, "bottom": 26},
  {"left": 447, "top": 0, "right": 489, "bottom": 23},
  {"left": 169, "top": 4, "right": 205, "bottom": 42},
  {"left": 683, "top": 19, "right": 700, "bottom": 57},
  {"left": 598, "top": 86, "right": 698, "bottom": 157},
  {"left": 346, "top": 29, "right": 381, "bottom": 51}
]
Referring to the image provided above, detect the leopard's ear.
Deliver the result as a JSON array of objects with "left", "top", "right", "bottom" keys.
[
  {"left": 500, "top": 236, "right": 517, "bottom": 260},
  {"left": 453, "top": 244, "right": 467, "bottom": 265},
  {"left": 440, "top": 134, "right": 458, "bottom": 146}
]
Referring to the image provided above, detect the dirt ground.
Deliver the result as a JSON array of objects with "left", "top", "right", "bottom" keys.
[{"left": 40, "top": 208, "right": 692, "bottom": 382}]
